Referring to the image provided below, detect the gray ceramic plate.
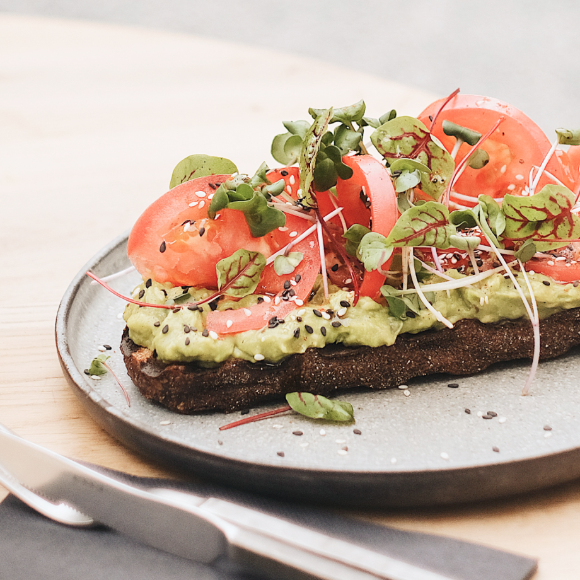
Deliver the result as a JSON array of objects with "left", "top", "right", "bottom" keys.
[{"left": 56, "top": 234, "right": 580, "bottom": 507}]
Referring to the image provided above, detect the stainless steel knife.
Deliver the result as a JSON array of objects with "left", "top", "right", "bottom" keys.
[{"left": 0, "top": 425, "right": 452, "bottom": 580}]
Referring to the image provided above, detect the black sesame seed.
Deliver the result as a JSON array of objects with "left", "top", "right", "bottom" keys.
[
  {"left": 476, "top": 259, "right": 483, "bottom": 267},
  {"left": 295, "top": 274, "right": 302, "bottom": 282},
  {"left": 305, "top": 325, "right": 313, "bottom": 334},
  {"left": 282, "top": 295, "right": 289, "bottom": 301},
  {"left": 153, "top": 349, "right": 158, "bottom": 358},
  {"left": 278, "top": 318, "right": 285, "bottom": 324},
  {"left": 293, "top": 328, "right": 300, "bottom": 338},
  {"left": 289, "top": 289, "right": 295, "bottom": 297},
  {"left": 447, "top": 383, "right": 459, "bottom": 388},
  {"left": 138, "top": 289, "right": 145, "bottom": 299},
  {"left": 197, "top": 306, "right": 203, "bottom": 312},
  {"left": 269, "top": 316, "right": 277, "bottom": 325},
  {"left": 465, "top": 408, "right": 471, "bottom": 414},
  {"left": 257, "top": 297, "right": 264, "bottom": 304},
  {"left": 296, "top": 316, "right": 302, "bottom": 322},
  {"left": 162, "top": 289, "right": 167, "bottom": 296},
  {"left": 340, "top": 300, "right": 351, "bottom": 308},
  {"left": 154, "top": 321, "right": 160, "bottom": 327},
  {"left": 293, "top": 430, "right": 303, "bottom": 436},
  {"left": 574, "top": 281, "right": 579, "bottom": 287},
  {"left": 284, "top": 280, "right": 291, "bottom": 290},
  {"left": 145, "top": 278, "right": 152, "bottom": 288},
  {"left": 277, "top": 451, "right": 285, "bottom": 457},
  {"left": 159, "top": 241, "right": 166, "bottom": 253},
  {"left": 320, "top": 326, "right": 327, "bottom": 336},
  {"left": 544, "top": 425, "right": 552, "bottom": 431},
  {"left": 184, "top": 325, "right": 190, "bottom": 333},
  {"left": 482, "top": 414, "right": 493, "bottom": 420},
  {"left": 185, "top": 337, "right": 190, "bottom": 346},
  {"left": 162, "top": 325, "right": 169, "bottom": 334},
  {"left": 84, "top": 369, "right": 90, "bottom": 375},
  {"left": 332, "top": 321, "right": 341, "bottom": 328},
  {"left": 492, "top": 446, "right": 500, "bottom": 453},
  {"left": 487, "top": 411, "right": 497, "bottom": 417},
  {"left": 209, "top": 299, "right": 219, "bottom": 311},
  {"left": 543, "top": 280, "right": 550, "bottom": 286},
  {"left": 202, "top": 329, "right": 209, "bottom": 337},
  {"left": 281, "top": 170, "right": 288, "bottom": 176},
  {"left": 173, "top": 307, "right": 180, "bottom": 314},
  {"left": 209, "top": 183, "right": 218, "bottom": 190},
  {"left": 217, "top": 440, "right": 223, "bottom": 445},
  {"left": 406, "top": 311, "right": 416, "bottom": 318},
  {"left": 331, "top": 264, "right": 339, "bottom": 272},
  {"left": 313, "top": 309, "right": 322, "bottom": 317},
  {"left": 353, "top": 429, "right": 362, "bottom": 435},
  {"left": 103, "top": 344, "right": 112, "bottom": 350},
  {"left": 342, "top": 446, "right": 349, "bottom": 451},
  {"left": 241, "top": 409, "right": 250, "bottom": 415},
  {"left": 188, "top": 304, "right": 197, "bottom": 311},
  {"left": 199, "top": 227, "right": 206, "bottom": 237}
]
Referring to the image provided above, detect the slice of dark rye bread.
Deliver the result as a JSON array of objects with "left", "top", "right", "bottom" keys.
[{"left": 121, "top": 307, "right": 580, "bottom": 413}]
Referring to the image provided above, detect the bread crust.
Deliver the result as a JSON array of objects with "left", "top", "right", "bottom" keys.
[{"left": 121, "top": 308, "right": 580, "bottom": 413}]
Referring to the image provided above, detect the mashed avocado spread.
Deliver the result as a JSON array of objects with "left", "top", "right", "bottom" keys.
[{"left": 123, "top": 272, "right": 580, "bottom": 366}]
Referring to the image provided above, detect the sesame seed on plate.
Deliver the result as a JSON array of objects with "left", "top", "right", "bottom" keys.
[
  {"left": 440, "top": 452, "right": 450, "bottom": 460},
  {"left": 277, "top": 451, "right": 285, "bottom": 457},
  {"left": 391, "top": 457, "right": 397, "bottom": 464},
  {"left": 544, "top": 425, "right": 552, "bottom": 431},
  {"left": 160, "top": 420, "right": 171, "bottom": 425},
  {"left": 403, "top": 390, "right": 410, "bottom": 397},
  {"left": 293, "top": 430, "right": 303, "bottom": 436},
  {"left": 98, "top": 345, "right": 106, "bottom": 352},
  {"left": 499, "top": 417, "right": 507, "bottom": 423},
  {"left": 398, "top": 384, "right": 408, "bottom": 390},
  {"left": 544, "top": 432, "right": 552, "bottom": 438},
  {"left": 319, "top": 429, "right": 326, "bottom": 436},
  {"left": 353, "top": 429, "right": 362, "bottom": 435},
  {"left": 272, "top": 424, "right": 283, "bottom": 429},
  {"left": 492, "top": 446, "right": 500, "bottom": 453},
  {"left": 337, "top": 449, "right": 348, "bottom": 456},
  {"left": 335, "top": 439, "right": 346, "bottom": 444},
  {"left": 300, "top": 442, "right": 309, "bottom": 448}
]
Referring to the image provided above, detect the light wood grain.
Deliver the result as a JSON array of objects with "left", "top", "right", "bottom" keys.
[{"left": 2, "top": 13, "right": 580, "bottom": 579}]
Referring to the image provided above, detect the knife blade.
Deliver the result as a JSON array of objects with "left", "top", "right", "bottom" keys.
[{"left": 0, "top": 425, "right": 453, "bottom": 580}]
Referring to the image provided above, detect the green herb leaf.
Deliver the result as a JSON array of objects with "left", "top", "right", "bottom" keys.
[
  {"left": 208, "top": 185, "right": 230, "bottom": 219},
  {"left": 389, "top": 158, "right": 431, "bottom": 174},
  {"left": 556, "top": 128, "right": 580, "bottom": 146},
  {"left": 173, "top": 292, "right": 192, "bottom": 304},
  {"left": 380, "top": 285, "right": 421, "bottom": 319},
  {"left": 449, "top": 234, "right": 480, "bottom": 250},
  {"left": 169, "top": 155, "right": 238, "bottom": 189},
  {"left": 273, "top": 252, "right": 304, "bottom": 276},
  {"left": 397, "top": 192, "right": 413, "bottom": 214},
  {"left": 449, "top": 208, "right": 478, "bottom": 230},
  {"left": 357, "top": 232, "right": 394, "bottom": 271},
  {"left": 385, "top": 202, "right": 455, "bottom": 248},
  {"left": 467, "top": 148, "right": 490, "bottom": 169},
  {"left": 370, "top": 116, "right": 454, "bottom": 200},
  {"left": 343, "top": 224, "right": 371, "bottom": 256},
  {"left": 216, "top": 249, "right": 266, "bottom": 297},
  {"left": 87, "top": 354, "right": 110, "bottom": 376},
  {"left": 514, "top": 240, "right": 537, "bottom": 263},
  {"left": 309, "top": 100, "right": 366, "bottom": 125},
  {"left": 502, "top": 185, "right": 580, "bottom": 241},
  {"left": 271, "top": 121, "right": 310, "bottom": 165},
  {"left": 442, "top": 120, "right": 481, "bottom": 146},
  {"left": 228, "top": 192, "right": 286, "bottom": 237},
  {"left": 283, "top": 120, "right": 310, "bottom": 137},
  {"left": 248, "top": 162, "right": 271, "bottom": 189},
  {"left": 285, "top": 392, "right": 354, "bottom": 422},
  {"left": 299, "top": 108, "right": 333, "bottom": 207},
  {"left": 394, "top": 169, "right": 422, "bottom": 193},
  {"left": 334, "top": 125, "right": 362, "bottom": 154},
  {"left": 478, "top": 195, "right": 505, "bottom": 238}
]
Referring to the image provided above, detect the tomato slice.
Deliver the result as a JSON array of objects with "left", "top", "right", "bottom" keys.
[
  {"left": 525, "top": 243, "right": 580, "bottom": 282},
  {"left": 418, "top": 94, "right": 576, "bottom": 207},
  {"left": 318, "top": 155, "right": 398, "bottom": 299}
]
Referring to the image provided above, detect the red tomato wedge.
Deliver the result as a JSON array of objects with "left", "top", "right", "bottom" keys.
[
  {"left": 418, "top": 94, "right": 576, "bottom": 207},
  {"left": 525, "top": 242, "right": 580, "bottom": 282},
  {"left": 318, "top": 155, "right": 398, "bottom": 299}
]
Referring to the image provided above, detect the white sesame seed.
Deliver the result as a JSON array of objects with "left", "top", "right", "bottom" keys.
[
  {"left": 403, "top": 390, "right": 411, "bottom": 397},
  {"left": 195, "top": 190, "right": 206, "bottom": 197},
  {"left": 515, "top": 174, "right": 524, "bottom": 180},
  {"left": 295, "top": 299, "right": 304, "bottom": 306},
  {"left": 90, "top": 375, "right": 101, "bottom": 380},
  {"left": 480, "top": 296, "right": 485, "bottom": 306},
  {"left": 566, "top": 263, "right": 572, "bottom": 267},
  {"left": 278, "top": 227, "right": 288, "bottom": 232},
  {"left": 264, "top": 296, "right": 271, "bottom": 303},
  {"left": 183, "top": 222, "right": 190, "bottom": 232},
  {"left": 209, "top": 331, "right": 218, "bottom": 340},
  {"left": 98, "top": 345, "right": 106, "bottom": 352},
  {"left": 199, "top": 200, "right": 205, "bottom": 208},
  {"left": 544, "top": 431, "right": 552, "bottom": 438},
  {"left": 441, "top": 452, "right": 450, "bottom": 460},
  {"left": 208, "top": 193, "right": 214, "bottom": 200},
  {"left": 529, "top": 270, "right": 535, "bottom": 275},
  {"left": 337, "top": 449, "right": 348, "bottom": 456},
  {"left": 290, "top": 280, "right": 297, "bottom": 286},
  {"left": 309, "top": 241, "right": 315, "bottom": 248},
  {"left": 160, "top": 420, "right": 171, "bottom": 425},
  {"left": 555, "top": 256, "right": 566, "bottom": 261},
  {"left": 477, "top": 411, "right": 484, "bottom": 417},
  {"left": 298, "top": 309, "right": 306, "bottom": 316},
  {"left": 450, "top": 257, "right": 457, "bottom": 264},
  {"left": 274, "top": 296, "right": 281, "bottom": 305},
  {"left": 286, "top": 185, "right": 292, "bottom": 194},
  {"left": 188, "top": 201, "right": 199, "bottom": 207},
  {"left": 335, "top": 439, "right": 346, "bottom": 444},
  {"left": 391, "top": 457, "right": 397, "bottom": 464},
  {"left": 254, "top": 353, "right": 265, "bottom": 361},
  {"left": 244, "top": 308, "right": 252, "bottom": 317},
  {"left": 289, "top": 231, "right": 298, "bottom": 238},
  {"left": 215, "top": 214, "right": 221, "bottom": 219},
  {"left": 299, "top": 442, "right": 309, "bottom": 448},
  {"left": 226, "top": 320, "right": 233, "bottom": 328},
  {"left": 337, "top": 307, "right": 347, "bottom": 317},
  {"left": 297, "top": 189, "right": 303, "bottom": 195},
  {"left": 319, "top": 429, "right": 326, "bottom": 436},
  {"left": 345, "top": 278, "right": 352, "bottom": 284},
  {"left": 500, "top": 165, "right": 507, "bottom": 174},
  {"left": 272, "top": 424, "right": 283, "bottom": 429},
  {"left": 398, "top": 385, "right": 408, "bottom": 390},
  {"left": 507, "top": 184, "right": 516, "bottom": 191},
  {"left": 548, "top": 260, "right": 555, "bottom": 266},
  {"left": 498, "top": 417, "right": 507, "bottom": 423},
  {"left": 484, "top": 295, "right": 489, "bottom": 304},
  {"left": 289, "top": 175, "right": 296, "bottom": 185},
  {"left": 321, "top": 312, "right": 331, "bottom": 320}
]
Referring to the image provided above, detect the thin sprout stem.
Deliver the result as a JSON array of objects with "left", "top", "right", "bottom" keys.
[
  {"left": 466, "top": 247, "right": 479, "bottom": 275},
  {"left": 316, "top": 218, "right": 329, "bottom": 299},
  {"left": 518, "top": 263, "right": 541, "bottom": 396},
  {"left": 450, "top": 138, "right": 463, "bottom": 160},
  {"left": 328, "top": 193, "right": 348, "bottom": 234},
  {"left": 219, "top": 405, "right": 292, "bottom": 430},
  {"left": 265, "top": 207, "right": 343, "bottom": 266},
  {"left": 270, "top": 202, "right": 316, "bottom": 221},
  {"left": 430, "top": 88, "right": 460, "bottom": 130},
  {"left": 90, "top": 265, "right": 136, "bottom": 285},
  {"left": 409, "top": 249, "right": 453, "bottom": 329},
  {"left": 347, "top": 121, "right": 368, "bottom": 155},
  {"left": 101, "top": 361, "right": 131, "bottom": 407},
  {"left": 530, "top": 138, "right": 559, "bottom": 194},
  {"left": 417, "top": 259, "right": 456, "bottom": 282},
  {"left": 431, "top": 247, "right": 444, "bottom": 273},
  {"left": 402, "top": 247, "right": 409, "bottom": 291}
]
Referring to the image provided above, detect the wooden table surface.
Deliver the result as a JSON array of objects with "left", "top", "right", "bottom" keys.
[{"left": 2, "top": 13, "right": 580, "bottom": 579}]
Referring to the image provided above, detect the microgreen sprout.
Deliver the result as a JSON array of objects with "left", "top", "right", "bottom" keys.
[{"left": 442, "top": 120, "right": 481, "bottom": 159}]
